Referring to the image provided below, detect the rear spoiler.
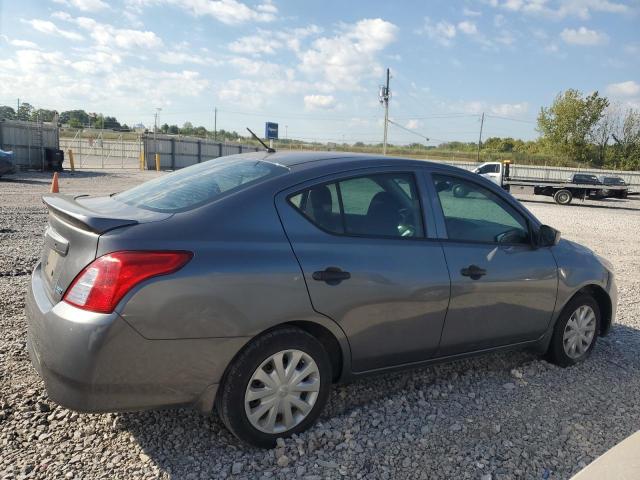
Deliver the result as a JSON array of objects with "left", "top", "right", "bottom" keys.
[{"left": 43, "top": 194, "right": 139, "bottom": 234}]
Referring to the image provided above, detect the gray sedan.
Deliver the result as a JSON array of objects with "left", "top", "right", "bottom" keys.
[{"left": 26, "top": 152, "right": 617, "bottom": 447}]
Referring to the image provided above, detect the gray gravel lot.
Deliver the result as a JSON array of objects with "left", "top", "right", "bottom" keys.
[{"left": 1, "top": 169, "right": 640, "bottom": 480}]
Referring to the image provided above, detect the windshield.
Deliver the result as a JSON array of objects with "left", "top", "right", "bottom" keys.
[{"left": 115, "top": 158, "right": 287, "bottom": 213}]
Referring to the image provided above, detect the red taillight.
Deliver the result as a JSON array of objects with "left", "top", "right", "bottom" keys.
[{"left": 63, "top": 251, "right": 193, "bottom": 314}]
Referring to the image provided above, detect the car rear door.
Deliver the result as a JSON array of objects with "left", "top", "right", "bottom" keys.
[
  {"left": 426, "top": 171, "right": 558, "bottom": 356},
  {"left": 276, "top": 167, "right": 451, "bottom": 372}
]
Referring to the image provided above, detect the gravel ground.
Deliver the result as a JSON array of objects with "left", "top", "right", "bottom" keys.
[{"left": 1, "top": 170, "right": 640, "bottom": 480}]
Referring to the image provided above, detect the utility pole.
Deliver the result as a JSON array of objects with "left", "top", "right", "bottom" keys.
[
  {"left": 154, "top": 107, "right": 161, "bottom": 159},
  {"left": 380, "top": 68, "right": 390, "bottom": 155},
  {"left": 214, "top": 107, "right": 217, "bottom": 141},
  {"left": 477, "top": 112, "right": 485, "bottom": 162}
]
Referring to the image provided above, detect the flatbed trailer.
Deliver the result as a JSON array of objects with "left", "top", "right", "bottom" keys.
[
  {"left": 473, "top": 162, "right": 631, "bottom": 205},
  {"left": 502, "top": 178, "right": 628, "bottom": 205}
]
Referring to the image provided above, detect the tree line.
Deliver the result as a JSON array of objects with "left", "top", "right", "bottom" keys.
[
  {"left": 422, "top": 90, "right": 640, "bottom": 170},
  {"left": 1, "top": 90, "right": 639, "bottom": 169}
]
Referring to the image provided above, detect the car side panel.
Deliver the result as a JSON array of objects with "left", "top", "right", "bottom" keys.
[{"left": 99, "top": 187, "right": 349, "bottom": 348}]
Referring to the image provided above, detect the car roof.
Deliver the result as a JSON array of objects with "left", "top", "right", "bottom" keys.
[{"left": 225, "top": 150, "right": 458, "bottom": 172}]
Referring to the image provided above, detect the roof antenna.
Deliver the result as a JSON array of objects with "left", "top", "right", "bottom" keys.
[{"left": 246, "top": 127, "right": 275, "bottom": 153}]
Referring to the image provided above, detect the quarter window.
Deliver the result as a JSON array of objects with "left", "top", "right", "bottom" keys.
[
  {"left": 290, "top": 173, "right": 424, "bottom": 238},
  {"left": 433, "top": 174, "right": 529, "bottom": 244}
]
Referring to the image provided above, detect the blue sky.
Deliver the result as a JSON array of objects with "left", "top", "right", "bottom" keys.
[{"left": 0, "top": 0, "right": 638, "bottom": 144}]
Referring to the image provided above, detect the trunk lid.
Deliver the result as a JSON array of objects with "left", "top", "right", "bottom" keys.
[{"left": 40, "top": 194, "right": 171, "bottom": 302}]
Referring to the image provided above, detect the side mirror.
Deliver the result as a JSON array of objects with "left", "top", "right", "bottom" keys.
[{"left": 538, "top": 225, "right": 561, "bottom": 247}]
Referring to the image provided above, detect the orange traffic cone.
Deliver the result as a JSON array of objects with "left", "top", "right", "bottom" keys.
[{"left": 50, "top": 172, "right": 60, "bottom": 193}]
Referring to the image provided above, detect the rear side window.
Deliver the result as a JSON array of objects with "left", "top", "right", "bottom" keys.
[
  {"left": 115, "top": 158, "right": 287, "bottom": 212},
  {"left": 289, "top": 173, "right": 424, "bottom": 239}
]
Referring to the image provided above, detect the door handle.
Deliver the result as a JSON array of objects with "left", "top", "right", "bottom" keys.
[
  {"left": 312, "top": 267, "right": 351, "bottom": 285},
  {"left": 460, "top": 264, "right": 487, "bottom": 280}
]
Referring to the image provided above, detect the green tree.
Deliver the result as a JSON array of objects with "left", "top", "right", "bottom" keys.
[
  {"left": 103, "top": 116, "right": 121, "bottom": 129},
  {"left": 611, "top": 109, "right": 640, "bottom": 170},
  {"left": 16, "top": 102, "right": 34, "bottom": 121},
  {"left": 180, "top": 121, "right": 194, "bottom": 135},
  {"left": 537, "top": 89, "right": 609, "bottom": 163},
  {"left": 168, "top": 124, "right": 179, "bottom": 134},
  {"left": 0, "top": 105, "right": 16, "bottom": 120},
  {"left": 30, "top": 109, "right": 58, "bottom": 122},
  {"left": 60, "top": 110, "right": 91, "bottom": 127}
]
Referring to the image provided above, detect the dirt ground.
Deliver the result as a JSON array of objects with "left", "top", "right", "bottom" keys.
[{"left": 1, "top": 168, "right": 640, "bottom": 480}]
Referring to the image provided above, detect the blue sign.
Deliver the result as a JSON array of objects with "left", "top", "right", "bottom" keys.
[{"left": 265, "top": 122, "right": 278, "bottom": 140}]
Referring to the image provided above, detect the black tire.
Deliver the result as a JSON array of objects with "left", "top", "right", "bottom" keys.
[
  {"left": 452, "top": 184, "right": 468, "bottom": 198},
  {"left": 554, "top": 189, "right": 573, "bottom": 205},
  {"left": 216, "top": 327, "right": 332, "bottom": 448},
  {"left": 546, "top": 294, "right": 600, "bottom": 367}
]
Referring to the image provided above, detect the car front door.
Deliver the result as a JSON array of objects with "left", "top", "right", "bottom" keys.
[
  {"left": 428, "top": 172, "right": 558, "bottom": 356},
  {"left": 276, "top": 168, "right": 451, "bottom": 372}
]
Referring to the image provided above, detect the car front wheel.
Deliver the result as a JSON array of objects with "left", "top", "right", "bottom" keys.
[
  {"left": 547, "top": 294, "right": 600, "bottom": 367},
  {"left": 216, "top": 327, "right": 332, "bottom": 448}
]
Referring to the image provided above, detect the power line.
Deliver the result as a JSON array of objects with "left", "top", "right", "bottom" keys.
[
  {"left": 485, "top": 114, "right": 536, "bottom": 124},
  {"left": 387, "top": 119, "right": 429, "bottom": 143}
]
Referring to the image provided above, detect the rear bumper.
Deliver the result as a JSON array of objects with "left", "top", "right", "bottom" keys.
[{"left": 26, "top": 263, "right": 250, "bottom": 413}]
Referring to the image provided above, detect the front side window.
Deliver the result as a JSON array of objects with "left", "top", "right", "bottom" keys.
[
  {"left": 478, "top": 164, "right": 499, "bottom": 174},
  {"left": 433, "top": 174, "right": 529, "bottom": 244},
  {"left": 289, "top": 173, "right": 424, "bottom": 238}
]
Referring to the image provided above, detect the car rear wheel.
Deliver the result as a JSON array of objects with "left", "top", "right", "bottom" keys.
[
  {"left": 554, "top": 189, "right": 573, "bottom": 205},
  {"left": 452, "top": 184, "right": 469, "bottom": 198},
  {"left": 216, "top": 327, "right": 332, "bottom": 448},
  {"left": 547, "top": 294, "right": 600, "bottom": 367}
]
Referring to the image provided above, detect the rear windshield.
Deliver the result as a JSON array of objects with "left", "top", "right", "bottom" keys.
[{"left": 115, "top": 158, "right": 287, "bottom": 213}]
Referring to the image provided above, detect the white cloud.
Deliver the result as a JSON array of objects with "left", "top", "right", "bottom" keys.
[
  {"left": 228, "top": 26, "right": 321, "bottom": 56},
  {"left": 449, "top": 100, "right": 529, "bottom": 116},
  {"left": 491, "top": 0, "right": 629, "bottom": 19},
  {"left": 560, "top": 27, "right": 608, "bottom": 46},
  {"left": 133, "top": 0, "right": 277, "bottom": 25},
  {"left": 0, "top": 46, "right": 209, "bottom": 114},
  {"left": 304, "top": 94, "right": 336, "bottom": 110},
  {"left": 298, "top": 18, "right": 398, "bottom": 91},
  {"left": 228, "top": 34, "right": 280, "bottom": 55},
  {"left": 405, "top": 119, "right": 420, "bottom": 129},
  {"left": 457, "top": 21, "right": 478, "bottom": 35},
  {"left": 53, "top": 0, "right": 108, "bottom": 11},
  {"left": 60, "top": 15, "right": 163, "bottom": 49},
  {"left": 25, "top": 19, "right": 84, "bottom": 41},
  {"left": 418, "top": 18, "right": 457, "bottom": 46},
  {"left": 9, "top": 39, "right": 39, "bottom": 48},
  {"left": 463, "top": 7, "right": 482, "bottom": 16},
  {"left": 606, "top": 81, "right": 640, "bottom": 97},
  {"left": 419, "top": 18, "right": 493, "bottom": 47},
  {"left": 229, "top": 57, "right": 279, "bottom": 76},
  {"left": 490, "top": 102, "right": 529, "bottom": 116}
]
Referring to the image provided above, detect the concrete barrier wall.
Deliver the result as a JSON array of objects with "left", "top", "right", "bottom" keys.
[
  {"left": 142, "top": 135, "right": 260, "bottom": 170},
  {"left": 0, "top": 120, "right": 59, "bottom": 169}
]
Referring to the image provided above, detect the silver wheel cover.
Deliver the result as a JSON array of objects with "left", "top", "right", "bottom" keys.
[
  {"left": 244, "top": 349, "right": 320, "bottom": 434},
  {"left": 562, "top": 305, "right": 596, "bottom": 359}
]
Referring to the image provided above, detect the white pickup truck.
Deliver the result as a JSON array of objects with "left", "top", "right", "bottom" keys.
[{"left": 472, "top": 161, "right": 629, "bottom": 205}]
